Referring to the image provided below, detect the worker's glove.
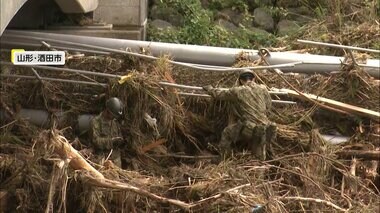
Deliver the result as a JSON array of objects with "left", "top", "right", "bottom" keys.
[{"left": 202, "top": 85, "right": 213, "bottom": 92}]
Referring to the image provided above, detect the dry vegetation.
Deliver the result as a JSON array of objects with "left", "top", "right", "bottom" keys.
[
  {"left": 0, "top": 45, "right": 379, "bottom": 212},
  {"left": 1, "top": 1, "right": 379, "bottom": 210}
]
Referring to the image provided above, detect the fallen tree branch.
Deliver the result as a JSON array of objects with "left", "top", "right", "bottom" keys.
[
  {"left": 190, "top": 178, "right": 283, "bottom": 208},
  {"left": 49, "top": 130, "right": 104, "bottom": 179},
  {"left": 279, "top": 196, "right": 349, "bottom": 212},
  {"left": 83, "top": 175, "right": 192, "bottom": 210},
  {"left": 190, "top": 183, "right": 251, "bottom": 207},
  {"left": 47, "top": 129, "right": 193, "bottom": 211}
]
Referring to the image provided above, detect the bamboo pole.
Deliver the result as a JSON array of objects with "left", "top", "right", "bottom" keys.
[
  {"left": 177, "top": 92, "right": 297, "bottom": 105},
  {"left": 1, "top": 61, "right": 120, "bottom": 78},
  {"left": 280, "top": 88, "right": 380, "bottom": 121},
  {"left": 0, "top": 74, "right": 107, "bottom": 87},
  {"left": 159, "top": 81, "right": 289, "bottom": 95},
  {"left": 298, "top": 39, "right": 380, "bottom": 53}
]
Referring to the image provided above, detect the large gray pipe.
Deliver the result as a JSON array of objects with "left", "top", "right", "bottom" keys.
[
  {"left": 0, "top": 108, "right": 349, "bottom": 144},
  {"left": 0, "top": 108, "right": 94, "bottom": 134},
  {"left": 1, "top": 30, "right": 379, "bottom": 78}
]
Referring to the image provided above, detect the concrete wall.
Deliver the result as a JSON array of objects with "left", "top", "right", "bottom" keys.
[
  {"left": 55, "top": 0, "right": 98, "bottom": 13},
  {"left": 0, "top": 0, "right": 99, "bottom": 35},
  {"left": 0, "top": 0, "right": 28, "bottom": 35},
  {"left": 1, "top": 0, "right": 147, "bottom": 40},
  {"left": 93, "top": 0, "right": 147, "bottom": 27},
  {"left": 37, "top": 28, "right": 144, "bottom": 40},
  {"left": 6, "top": 0, "right": 55, "bottom": 30}
]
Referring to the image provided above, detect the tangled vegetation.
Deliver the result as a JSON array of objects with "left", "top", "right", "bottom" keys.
[
  {"left": 148, "top": 0, "right": 379, "bottom": 54},
  {"left": 148, "top": 0, "right": 276, "bottom": 48},
  {"left": 1, "top": 49, "right": 379, "bottom": 212}
]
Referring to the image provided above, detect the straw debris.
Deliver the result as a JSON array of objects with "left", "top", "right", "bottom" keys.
[{"left": 0, "top": 49, "right": 379, "bottom": 212}]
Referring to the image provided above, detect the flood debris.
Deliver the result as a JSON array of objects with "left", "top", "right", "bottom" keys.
[{"left": 0, "top": 45, "right": 379, "bottom": 212}]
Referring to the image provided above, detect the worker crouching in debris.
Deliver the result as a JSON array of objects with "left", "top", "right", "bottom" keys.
[
  {"left": 203, "top": 70, "right": 276, "bottom": 160},
  {"left": 89, "top": 97, "right": 124, "bottom": 167}
]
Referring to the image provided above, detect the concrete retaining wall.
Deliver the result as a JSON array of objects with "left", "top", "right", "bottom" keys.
[
  {"left": 55, "top": 0, "right": 98, "bottom": 13},
  {"left": 93, "top": 0, "right": 147, "bottom": 27},
  {"left": 0, "top": 0, "right": 28, "bottom": 35}
]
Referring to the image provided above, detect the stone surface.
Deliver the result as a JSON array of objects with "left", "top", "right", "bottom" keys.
[
  {"left": 253, "top": 7, "right": 274, "bottom": 32},
  {"left": 249, "top": 27, "right": 271, "bottom": 36},
  {"left": 150, "top": 5, "right": 183, "bottom": 26},
  {"left": 247, "top": 0, "right": 274, "bottom": 9},
  {"left": 215, "top": 19, "right": 238, "bottom": 31},
  {"left": 276, "top": 0, "right": 301, "bottom": 8},
  {"left": 150, "top": 19, "right": 173, "bottom": 29},
  {"left": 200, "top": 0, "right": 210, "bottom": 8},
  {"left": 277, "top": 19, "right": 300, "bottom": 36},
  {"left": 287, "top": 6, "right": 314, "bottom": 23},
  {"left": 288, "top": 6, "right": 313, "bottom": 16},
  {"left": 219, "top": 8, "right": 243, "bottom": 26}
]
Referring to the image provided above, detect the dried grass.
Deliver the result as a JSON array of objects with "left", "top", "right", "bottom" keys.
[{"left": 0, "top": 48, "right": 379, "bottom": 212}]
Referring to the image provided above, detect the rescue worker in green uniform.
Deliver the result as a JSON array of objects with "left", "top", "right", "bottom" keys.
[
  {"left": 203, "top": 70, "right": 277, "bottom": 160},
  {"left": 89, "top": 97, "right": 124, "bottom": 167}
]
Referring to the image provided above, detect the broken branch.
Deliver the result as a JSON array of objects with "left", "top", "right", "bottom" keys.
[
  {"left": 279, "top": 196, "right": 348, "bottom": 212},
  {"left": 47, "top": 130, "right": 193, "bottom": 211},
  {"left": 336, "top": 150, "right": 380, "bottom": 160}
]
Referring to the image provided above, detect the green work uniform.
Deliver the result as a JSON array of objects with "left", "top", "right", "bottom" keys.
[
  {"left": 89, "top": 112, "right": 123, "bottom": 167},
  {"left": 208, "top": 82, "right": 276, "bottom": 160}
]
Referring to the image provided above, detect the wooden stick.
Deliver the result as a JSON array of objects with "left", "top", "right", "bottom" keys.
[
  {"left": 190, "top": 183, "right": 251, "bottom": 206},
  {"left": 158, "top": 81, "right": 288, "bottom": 95},
  {"left": 84, "top": 176, "right": 192, "bottom": 211},
  {"left": 279, "top": 88, "right": 380, "bottom": 121},
  {"left": 336, "top": 150, "right": 380, "bottom": 160},
  {"left": 191, "top": 179, "right": 283, "bottom": 208},
  {"left": 177, "top": 92, "right": 297, "bottom": 104},
  {"left": 297, "top": 39, "right": 380, "bottom": 53},
  {"left": 279, "top": 196, "right": 348, "bottom": 212},
  {"left": 350, "top": 158, "right": 357, "bottom": 176},
  {"left": 150, "top": 154, "right": 219, "bottom": 159}
]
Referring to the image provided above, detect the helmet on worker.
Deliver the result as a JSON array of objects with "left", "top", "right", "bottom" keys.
[
  {"left": 106, "top": 97, "right": 123, "bottom": 118},
  {"left": 239, "top": 69, "right": 255, "bottom": 85}
]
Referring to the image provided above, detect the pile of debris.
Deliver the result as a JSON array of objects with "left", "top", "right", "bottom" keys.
[{"left": 0, "top": 44, "right": 379, "bottom": 212}]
